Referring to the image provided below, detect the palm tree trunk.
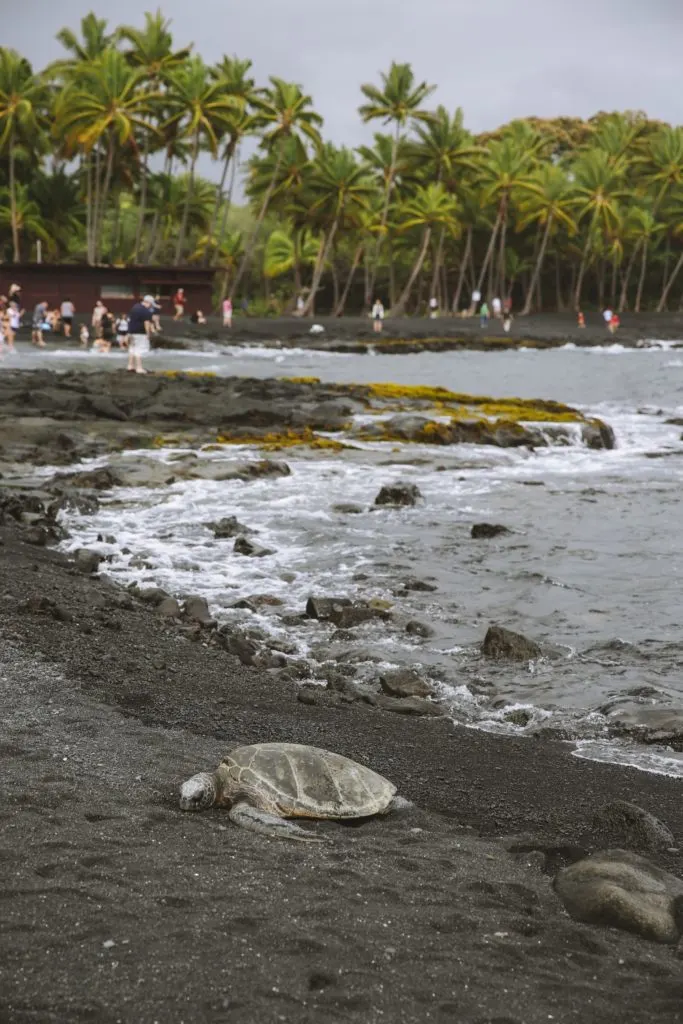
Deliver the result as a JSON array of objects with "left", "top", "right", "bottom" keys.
[
  {"left": 573, "top": 228, "right": 595, "bottom": 309},
  {"left": 133, "top": 134, "right": 150, "bottom": 263},
  {"left": 9, "top": 129, "right": 20, "bottom": 263},
  {"left": 84, "top": 154, "right": 93, "bottom": 265},
  {"left": 334, "top": 243, "right": 363, "bottom": 316},
  {"left": 390, "top": 227, "right": 432, "bottom": 316},
  {"left": 618, "top": 242, "right": 640, "bottom": 311},
  {"left": 635, "top": 240, "right": 649, "bottom": 312},
  {"left": 476, "top": 208, "right": 503, "bottom": 294},
  {"left": 656, "top": 249, "right": 683, "bottom": 311},
  {"left": 496, "top": 196, "right": 508, "bottom": 298},
  {"left": 230, "top": 142, "right": 285, "bottom": 301},
  {"left": 95, "top": 135, "right": 116, "bottom": 264},
  {"left": 205, "top": 141, "right": 235, "bottom": 265},
  {"left": 217, "top": 145, "right": 240, "bottom": 253},
  {"left": 175, "top": 134, "right": 199, "bottom": 266},
  {"left": 451, "top": 227, "right": 472, "bottom": 313},
  {"left": 92, "top": 147, "right": 102, "bottom": 262},
  {"left": 367, "top": 122, "right": 400, "bottom": 307},
  {"left": 302, "top": 220, "right": 338, "bottom": 316},
  {"left": 521, "top": 214, "right": 553, "bottom": 315},
  {"left": 429, "top": 227, "right": 446, "bottom": 303}
]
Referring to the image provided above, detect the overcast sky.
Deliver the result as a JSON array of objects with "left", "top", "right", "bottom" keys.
[{"left": 11, "top": 0, "right": 683, "bottom": 184}]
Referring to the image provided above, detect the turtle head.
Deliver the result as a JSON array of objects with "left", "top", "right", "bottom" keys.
[{"left": 179, "top": 771, "right": 218, "bottom": 812}]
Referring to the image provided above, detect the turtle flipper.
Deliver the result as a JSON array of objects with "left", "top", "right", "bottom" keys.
[{"left": 228, "top": 802, "right": 324, "bottom": 843}]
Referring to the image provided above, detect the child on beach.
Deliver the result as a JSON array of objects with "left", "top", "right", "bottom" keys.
[
  {"left": 371, "top": 298, "right": 385, "bottom": 334},
  {"left": 222, "top": 297, "right": 233, "bottom": 328},
  {"left": 480, "top": 301, "right": 490, "bottom": 327},
  {"left": 4, "top": 308, "right": 17, "bottom": 351},
  {"left": 502, "top": 309, "right": 513, "bottom": 333},
  {"left": 173, "top": 288, "right": 185, "bottom": 321},
  {"left": 80, "top": 324, "right": 90, "bottom": 348},
  {"left": 577, "top": 311, "right": 586, "bottom": 328},
  {"left": 115, "top": 313, "right": 129, "bottom": 349}
]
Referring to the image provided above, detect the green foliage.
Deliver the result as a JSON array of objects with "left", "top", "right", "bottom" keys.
[{"left": 1, "top": 26, "right": 683, "bottom": 312}]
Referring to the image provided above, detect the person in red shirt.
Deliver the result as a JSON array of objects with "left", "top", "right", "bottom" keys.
[
  {"left": 173, "top": 288, "right": 185, "bottom": 321},
  {"left": 577, "top": 310, "right": 585, "bottom": 328}
]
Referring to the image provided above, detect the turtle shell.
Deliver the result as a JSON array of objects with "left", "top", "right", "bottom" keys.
[{"left": 220, "top": 743, "right": 396, "bottom": 819}]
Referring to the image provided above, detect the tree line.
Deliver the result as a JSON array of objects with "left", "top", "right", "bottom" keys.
[{"left": 1, "top": 11, "right": 683, "bottom": 315}]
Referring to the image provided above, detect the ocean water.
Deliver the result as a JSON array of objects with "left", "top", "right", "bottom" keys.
[{"left": 19, "top": 340, "right": 682, "bottom": 776}]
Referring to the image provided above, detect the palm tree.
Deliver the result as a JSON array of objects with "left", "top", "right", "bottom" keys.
[
  {"left": 391, "top": 183, "right": 459, "bottom": 315},
  {"left": 0, "top": 183, "right": 49, "bottom": 261},
  {"left": 359, "top": 62, "right": 435, "bottom": 303},
  {"left": 655, "top": 190, "right": 683, "bottom": 311},
  {"left": 54, "top": 48, "right": 157, "bottom": 263},
  {"left": 31, "top": 168, "right": 85, "bottom": 258},
  {"left": 638, "top": 125, "right": 683, "bottom": 211},
  {"left": 476, "top": 138, "right": 538, "bottom": 298},
  {"left": 263, "top": 224, "right": 319, "bottom": 301},
  {"left": 229, "top": 77, "right": 322, "bottom": 299},
  {"left": 48, "top": 12, "right": 118, "bottom": 77},
  {"left": 571, "top": 148, "right": 631, "bottom": 307},
  {"left": 204, "top": 56, "right": 256, "bottom": 260},
  {"left": 164, "top": 56, "right": 240, "bottom": 264},
  {"left": 119, "top": 10, "right": 192, "bottom": 261},
  {"left": 516, "top": 164, "right": 577, "bottom": 314},
  {"left": 0, "top": 49, "right": 46, "bottom": 261},
  {"left": 299, "top": 145, "right": 374, "bottom": 314},
  {"left": 410, "top": 105, "right": 483, "bottom": 301}
]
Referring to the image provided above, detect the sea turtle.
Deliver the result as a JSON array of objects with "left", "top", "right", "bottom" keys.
[{"left": 179, "top": 742, "right": 406, "bottom": 841}]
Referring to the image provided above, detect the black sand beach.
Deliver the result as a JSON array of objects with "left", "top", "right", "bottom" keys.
[{"left": 1, "top": 370, "right": 682, "bottom": 1024}]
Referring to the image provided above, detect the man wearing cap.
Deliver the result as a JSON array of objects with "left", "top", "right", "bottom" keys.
[{"left": 127, "top": 294, "right": 155, "bottom": 374}]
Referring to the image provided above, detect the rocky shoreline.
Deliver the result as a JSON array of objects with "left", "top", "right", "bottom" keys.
[{"left": 1, "top": 369, "right": 682, "bottom": 1023}]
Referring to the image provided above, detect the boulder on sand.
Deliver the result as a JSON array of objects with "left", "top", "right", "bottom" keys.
[
  {"left": 182, "top": 595, "right": 215, "bottom": 627},
  {"left": 305, "top": 597, "right": 353, "bottom": 620},
  {"left": 481, "top": 625, "right": 541, "bottom": 661},
  {"left": 590, "top": 801, "right": 676, "bottom": 853},
  {"left": 234, "top": 535, "right": 274, "bottom": 558},
  {"left": 74, "top": 548, "right": 102, "bottom": 575},
  {"left": 374, "top": 482, "right": 423, "bottom": 507}
]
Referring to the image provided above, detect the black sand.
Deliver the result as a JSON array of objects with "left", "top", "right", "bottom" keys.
[{"left": 0, "top": 370, "right": 682, "bottom": 1023}]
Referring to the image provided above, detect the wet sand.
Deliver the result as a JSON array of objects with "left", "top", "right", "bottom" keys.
[{"left": 1, "top": 371, "right": 682, "bottom": 1023}]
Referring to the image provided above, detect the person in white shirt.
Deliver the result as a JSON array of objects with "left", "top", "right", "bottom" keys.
[
  {"left": 603, "top": 308, "right": 613, "bottom": 329},
  {"left": 428, "top": 296, "right": 439, "bottom": 319},
  {"left": 60, "top": 298, "right": 75, "bottom": 338},
  {"left": 115, "top": 314, "right": 130, "bottom": 349},
  {"left": 371, "top": 299, "right": 385, "bottom": 334},
  {"left": 492, "top": 296, "right": 502, "bottom": 318}
]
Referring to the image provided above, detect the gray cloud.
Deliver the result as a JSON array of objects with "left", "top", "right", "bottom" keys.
[{"left": 11, "top": 0, "right": 682, "bottom": 188}]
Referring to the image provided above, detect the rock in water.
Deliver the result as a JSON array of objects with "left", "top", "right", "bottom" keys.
[
  {"left": 591, "top": 802, "right": 676, "bottom": 853},
  {"left": 234, "top": 535, "right": 274, "bottom": 558},
  {"left": 379, "top": 669, "right": 432, "bottom": 699},
  {"left": 305, "top": 597, "right": 353, "bottom": 620},
  {"left": 374, "top": 483, "right": 423, "bottom": 507},
  {"left": 405, "top": 620, "right": 435, "bottom": 638},
  {"left": 553, "top": 849, "right": 683, "bottom": 944},
  {"left": 471, "top": 523, "right": 510, "bottom": 539},
  {"left": 481, "top": 625, "right": 541, "bottom": 661},
  {"left": 209, "top": 516, "right": 252, "bottom": 538}
]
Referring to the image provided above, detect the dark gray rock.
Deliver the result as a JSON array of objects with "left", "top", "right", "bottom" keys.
[
  {"left": 607, "top": 708, "right": 683, "bottom": 751},
  {"left": 74, "top": 548, "right": 102, "bottom": 574},
  {"left": 233, "top": 535, "right": 274, "bottom": 558},
  {"left": 332, "top": 503, "right": 365, "bottom": 515},
  {"left": 591, "top": 801, "right": 676, "bottom": 852},
  {"left": 209, "top": 515, "right": 252, "bottom": 539},
  {"left": 376, "top": 694, "right": 442, "bottom": 716},
  {"left": 157, "top": 597, "right": 182, "bottom": 619},
  {"left": 23, "top": 526, "right": 49, "bottom": 547},
  {"left": 399, "top": 578, "right": 438, "bottom": 593},
  {"left": 330, "top": 604, "right": 391, "bottom": 629},
  {"left": 374, "top": 482, "right": 423, "bottom": 507},
  {"left": 482, "top": 625, "right": 541, "bottom": 661},
  {"left": 182, "top": 595, "right": 215, "bottom": 626},
  {"left": 405, "top": 620, "right": 435, "bottom": 638},
  {"left": 138, "top": 587, "right": 171, "bottom": 606},
  {"left": 379, "top": 668, "right": 432, "bottom": 699},
  {"left": 305, "top": 596, "right": 352, "bottom": 620},
  {"left": 471, "top": 523, "right": 511, "bottom": 539}
]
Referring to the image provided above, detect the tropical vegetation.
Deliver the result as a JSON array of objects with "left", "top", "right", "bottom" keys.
[{"left": 1, "top": 12, "right": 683, "bottom": 314}]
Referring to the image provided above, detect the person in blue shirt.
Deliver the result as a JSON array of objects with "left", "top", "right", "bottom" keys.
[{"left": 127, "top": 295, "right": 155, "bottom": 373}]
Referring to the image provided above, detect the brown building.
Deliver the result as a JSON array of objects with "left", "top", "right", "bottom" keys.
[{"left": 0, "top": 264, "right": 216, "bottom": 316}]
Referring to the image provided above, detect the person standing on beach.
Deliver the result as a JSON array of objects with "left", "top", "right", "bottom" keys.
[
  {"left": 480, "top": 301, "right": 490, "bottom": 328},
  {"left": 115, "top": 312, "right": 130, "bottom": 349},
  {"left": 127, "top": 295, "right": 155, "bottom": 373},
  {"left": 428, "top": 296, "right": 439, "bottom": 319},
  {"left": 222, "top": 297, "right": 233, "bottom": 328},
  {"left": 80, "top": 323, "right": 90, "bottom": 348},
  {"left": 502, "top": 309, "right": 513, "bottom": 333},
  {"left": 5, "top": 305, "right": 18, "bottom": 350},
  {"left": 371, "top": 298, "right": 385, "bottom": 334},
  {"left": 603, "top": 308, "right": 613, "bottom": 333},
  {"left": 92, "top": 299, "right": 105, "bottom": 337},
  {"left": 173, "top": 288, "right": 185, "bottom": 321},
  {"left": 60, "top": 297, "right": 75, "bottom": 339},
  {"left": 492, "top": 296, "right": 502, "bottom": 319},
  {"left": 577, "top": 310, "right": 586, "bottom": 328},
  {"left": 32, "top": 301, "right": 48, "bottom": 347},
  {"left": 611, "top": 312, "right": 620, "bottom": 333}
]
